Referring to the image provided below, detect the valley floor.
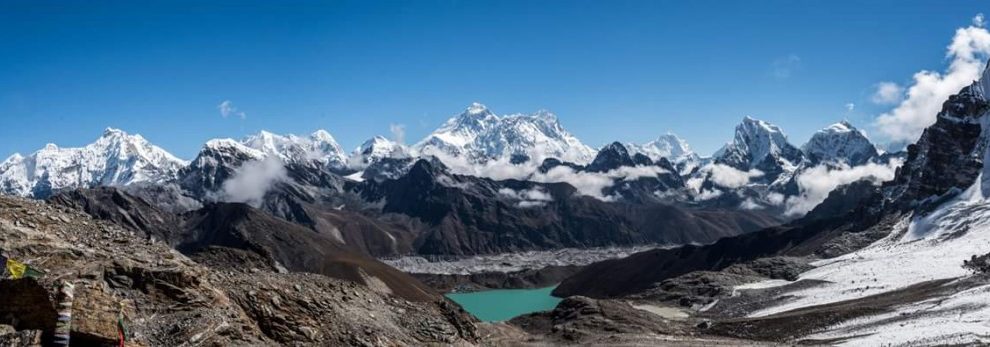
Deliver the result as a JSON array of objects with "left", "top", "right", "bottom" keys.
[{"left": 382, "top": 245, "right": 663, "bottom": 275}]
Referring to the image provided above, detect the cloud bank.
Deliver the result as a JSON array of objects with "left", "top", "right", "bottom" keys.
[
  {"left": 708, "top": 164, "right": 764, "bottom": 189},
  {"left": 784, "top": 159, "right": 903, "bottom": 216},
  {"left": 874, "top": 16, "right": 990, "bottom": 144}
]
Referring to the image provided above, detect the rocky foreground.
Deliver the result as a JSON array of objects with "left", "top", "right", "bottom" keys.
[{"left": 0, "top": 196, "right": 479, "bottom": 346}]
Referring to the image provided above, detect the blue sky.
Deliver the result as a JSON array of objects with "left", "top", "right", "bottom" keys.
[{"left": 1, "top": 0, "right": 988, "bottom": 159}]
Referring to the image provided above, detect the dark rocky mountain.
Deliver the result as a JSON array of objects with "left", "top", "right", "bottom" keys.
[
  {"left": 355, "top": 159, "right": 779, "bottom": 255},
  {"left": 884, "top": 80, "right": 989, "bottom": 208},
  {"left": 49, "top": 188, "right": 440, "bottom": 303},
  {"left": 180, "top": 202, "right": 439, "bottom": 302},
  {"left": 585, "top": 142, "right": 637, "bottom": 172}
]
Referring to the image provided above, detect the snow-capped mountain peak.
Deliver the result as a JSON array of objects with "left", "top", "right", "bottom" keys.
[
  {"left": 802, "top": 121, "right": 879, "bottom": 165},
  {"left": 349, "top": 135, "right": 410, "bottom": 169},
  {"left": 310, "top": 129, "right": 336, "bottom": 143},
  {"left": 203, "top": 138, "right": 266, "bottom": 160},
  {"left": 714, "top": 116, "right": 803, "bottom": 181},
  {"left": 241, "top": 129, "right": 348, "bottom": 168},
  {"left": 627, "top": 132, "right": 697, "bottom": 163},
  {"left": 465, "top": 102, "right": 491, "bottom": 116},
  {"left": 0, "top": 128, "right": 186, "bottom": 198},
  {"left": 413, "top": 103, "right": 596, "bottom": 166}
]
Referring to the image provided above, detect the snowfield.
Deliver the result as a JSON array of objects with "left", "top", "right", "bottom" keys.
[{"left": 739, "top": 176, "right": 990, "bottom": 345}]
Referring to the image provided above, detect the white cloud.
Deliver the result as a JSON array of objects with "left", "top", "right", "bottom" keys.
[
  {"left": 390, "top": 123, "right": 406, "bottom": 144},
  {"left": 772, "top": 54, "right": 801, "bottom": 80},
  {"left": 784, "top": 159, "right": 903, "bottom": 216},
  {"left": 707, "top": 164, "right": 764, "bottom": 189},
  {"left": 845, "top": 103, "right": 856, "bottom": 112},
  {"left": 216, "top": 157, "right": 287, "bottom": 207},
  {"left": 873, "top": 18, "right": 990, "bottom": 144},
  {"left": 975, "top": 13, "right": 986, "bottom": 28},
  {"left": 740, "top": 198, "right": 762, "bottom": 210},
  {"left": 531, "top": 166, "right": 617, "bottom": 201},
  {"left": 766, "top": 192, "right": 786, "bottom": 206},
  {"left": 696, "top": 189, "right": 723, "bottom": 201},
  {"left": 871, "top": 82, "right": 905, "bottom": 105},
  {"left": 218, "top": 100, "right": 246, "bottom": 120},
  {"left": 498, "top": 187, "right": 553, "bottom": 208}
]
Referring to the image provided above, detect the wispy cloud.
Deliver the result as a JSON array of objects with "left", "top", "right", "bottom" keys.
[
  {"left": 845, "top": 103, "right": 856, "bottom": 112},
  {"left": 389, "top": 123, "right": 406, "bottom": 144},
  {"left": 772, "top": 54, "right": 801, "bottom": 80},
  {"left": 873, "top": 15, "right": 990, "bottom": 144},
  {"left": 975, "top": 13, "right": 986, "bottom": 28},
  {"left": 218, "top": 100, "right": 246, "bottom": 120}
]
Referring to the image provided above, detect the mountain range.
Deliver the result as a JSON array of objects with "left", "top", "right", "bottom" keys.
[{"left": 0, "top": 102, "right": 888, "bottom": 217}]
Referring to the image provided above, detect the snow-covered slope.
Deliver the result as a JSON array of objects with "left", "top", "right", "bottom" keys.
[
  {"left": 0, "top": 128, "right": 186, "bottom": 198},
  {"left": 745, "top": 177, "right": 990, "bottom": 345},
  {"left": 242, "top": 129, "right": 348, "bottom": 169},
  {"left": 729, "top": 61, "right": 990, "bottom": 345},
  {"left": 413, "top": 103, "right": 596, "bottom": 166},
  {"left": 348, "top": 136, "right": 410, "bottom": 170},
  {"left": 801, "top": 121, "right": 879, "bottom": 166}
]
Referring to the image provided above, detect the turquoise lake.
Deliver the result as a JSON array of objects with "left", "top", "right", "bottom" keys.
[{"left": 445, "top": 286, "right": 562, "bottom": 322}]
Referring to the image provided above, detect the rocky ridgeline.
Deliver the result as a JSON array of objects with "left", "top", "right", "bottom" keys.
[{"left": 0, "top": 196, "right": 478, "bottom": 346}]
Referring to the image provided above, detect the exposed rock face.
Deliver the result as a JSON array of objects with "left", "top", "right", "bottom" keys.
[
  {"left": 178, "top": 138, "right": 265, "bottom": 196},
  {"left": 885, "top": 77, "right": 990, "bottom": 208},
  {"left": 585, "top": 142, "right": 636, "bottom": 172},
  {"left": 47, "top": 187, "right": 182, "bottom": 241}
]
